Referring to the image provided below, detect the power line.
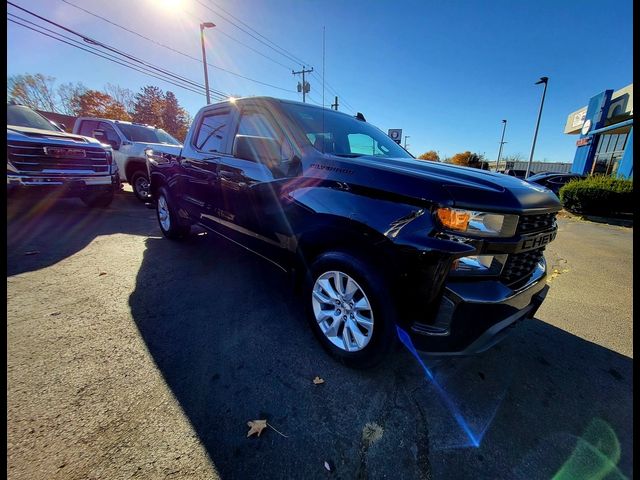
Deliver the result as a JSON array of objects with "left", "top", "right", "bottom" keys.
[
  {"left": 7, "top": 16, "right": 220, "bottom": 100},
  {"left": 59, "top": 0, "right": 297, "bottom": 85},
  {"left": 8, "top": 1, "right": 230, "bottom": 99},
  {"left": 196, "top": 0, "right": 311, "bottom": 68},
  {"left": 197, "top": 1, "right": 357, "bottom": 112}
]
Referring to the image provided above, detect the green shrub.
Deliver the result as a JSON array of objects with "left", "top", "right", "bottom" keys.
[{"left": 559, "top": 176, "right": 633, "bottom": 215}]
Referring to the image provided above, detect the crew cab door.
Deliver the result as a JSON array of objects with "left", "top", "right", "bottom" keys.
[
  {"left": 77, "top": 120, "right": 125, "bottom": 174},
  {"left": 179, "top": 106, "right": 237, "bottom": 220},
  {"left": 214, "top": 105, "right": 296, "bottom": 261}
]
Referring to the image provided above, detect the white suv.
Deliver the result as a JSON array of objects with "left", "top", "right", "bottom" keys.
[{"left": 72, "top": 118, "right": 182, "bottom": 201}]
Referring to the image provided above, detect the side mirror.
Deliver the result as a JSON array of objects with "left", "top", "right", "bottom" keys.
[
  {"left": 233, "top": 135, "right": 281, "bottom": 168},
  {"left": 93, "top": 129, "right": 120, "bottom": 150},
  {"left": 59, "top": 123, "right": 67, "bottom": 131}
]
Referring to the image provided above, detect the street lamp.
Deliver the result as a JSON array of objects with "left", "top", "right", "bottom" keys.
[
  {"left": 200, "top": 22, "right": 215, "bottom": 105},
  {"left": 496, "top": 119, "right": 507, "bottom": 172},
  {"left": 404, "top": 135, "right": 410, "bottom": 150},
  {"left": 525, "top": 76, "right": 549, "bottom": 178}
]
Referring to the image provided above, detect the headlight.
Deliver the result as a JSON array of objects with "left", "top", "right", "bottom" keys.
[
  {"left": 450, "top": 254, "right": 508, "bottom": 276},
  {"left": 435, "top": 208, "right": 518, "bottom": 237}
]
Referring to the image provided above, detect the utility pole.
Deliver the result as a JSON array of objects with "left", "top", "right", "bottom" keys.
[
  {"left": 199, "top": 22, "right": 216, "bottom": 105},
  {"left": 292, "top": 66, "right": 314, "bottom": 103},
  {"left": 404, "top": 135, "right": 410, "bottom": 150},
  {"left": 496, "top": 119, "right": 507, "bottom": 172},
  {"left": 331, "top": 96, "right": 339, "bottom": 110},
  {"left": 526, "top": 76, "right": 549, "bottom": 178}
]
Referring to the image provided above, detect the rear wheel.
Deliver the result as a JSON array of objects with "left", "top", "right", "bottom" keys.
[
  {"left": 304, "top": 251, "right": 396, "bottom": 368},
  {"left": 131, "top": 170, "right": 151, "bottom": 202},
  {"left": 156, "top": 186, "right": 190, "bottom": 240}
]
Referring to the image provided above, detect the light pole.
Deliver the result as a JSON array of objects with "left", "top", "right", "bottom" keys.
[
  {"left": 404, "top": 135, "right": 410, "bottom": 150},
  {"left": 525, "top": 76, "right": 549, "bottom": 178},
  {"left": 200, "top": 22, "right": 215, "bottom": 104},
  {"left": 496, "top": 119, "right": 507, "bottom": 172}
]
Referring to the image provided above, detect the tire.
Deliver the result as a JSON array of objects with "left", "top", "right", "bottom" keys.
[
  {"left": 304, "top": 251, "right": 397, "bottom": 369},
  {"left": 156, "top": 186, "right": 190, "bottom": 240},
  {"left": 81, "top": 190, "right": 114, "bottom": 208},
  {"left": 131, "top": 170, "right": 151, "bottom": 202}
]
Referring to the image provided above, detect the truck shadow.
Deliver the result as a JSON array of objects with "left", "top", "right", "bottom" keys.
[
  {"left": 7, "top": 191, "right": 154, "bottom": 277},
  {"left": 128, "top": 233, "right": 633, "bottom": 479}
]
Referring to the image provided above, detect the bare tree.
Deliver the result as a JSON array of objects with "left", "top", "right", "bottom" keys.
[
  {"left": 103, "top": 83, "right": 136, "bottom": 116},
  {"left": 7, "top": 73, "right": 58, "bottom": 112},
  {"left": 57, "top": 82, "right": 87, "bottom": 115}
]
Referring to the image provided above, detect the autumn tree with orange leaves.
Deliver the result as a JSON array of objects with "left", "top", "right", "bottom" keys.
[
  {"left": 418, "top": 150, "right": 440, "bottom": 161},
  {"left": 450, "top": 151, "right": 487, "bottom": 168},
  {"left": 75, "top": 90, "right": 131, "bottom": 120}
]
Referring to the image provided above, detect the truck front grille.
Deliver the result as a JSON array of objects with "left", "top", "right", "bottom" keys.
[
  {"left": 7, "top": 142, "right": 110, "bottom": 175},
  {"left": 501, "top": 247, "right": 545, "bottom": 287},
  {"left": 517, "top": 212, "right": 557, "bottom": 234}
]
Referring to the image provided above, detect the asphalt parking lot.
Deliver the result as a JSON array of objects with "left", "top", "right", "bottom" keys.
[{"left": 7, "top": 188, "right": 633, "bottom": 480}]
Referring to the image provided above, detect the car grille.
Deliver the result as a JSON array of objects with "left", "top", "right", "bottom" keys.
[
  {"left": 516, "top": 212, "right": 557, "bottom": 234},
  {"left": 501, "top": 247, "right": 545, "bottom": 287},
  {"left": 7, "top": 141, "right": 110, "bottom": 175}
]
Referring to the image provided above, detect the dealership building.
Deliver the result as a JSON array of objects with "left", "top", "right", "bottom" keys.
[{"left": 565, "top": 83, "right": 633, "bottom": 178}]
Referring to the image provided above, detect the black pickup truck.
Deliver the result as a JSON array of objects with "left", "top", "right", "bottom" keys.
[{"left": 146, "top": 97, "right": 561, "bottom": 368}]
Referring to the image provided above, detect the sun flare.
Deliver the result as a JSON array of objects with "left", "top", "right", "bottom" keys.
[{"left": 157, "top": 0, "right": 183, "bottom": 10}]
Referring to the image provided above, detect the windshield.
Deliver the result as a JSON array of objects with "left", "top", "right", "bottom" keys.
[
  {"left": 116, "top": 123, "right": 181, "bottom": 145},
  {"left": 7, "top": 105, "right": 60, "bottom": 132},
  {"left": 281, "top": 102, "right": 412, "bottom": 159}
]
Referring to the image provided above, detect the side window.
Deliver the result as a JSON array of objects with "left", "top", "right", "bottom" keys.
[
  {"left": 98, "top": 122, "right": 121, "bottom": 145},
  {"left": 347, "top": 133, "right": 388, "bottom": 156},
  {"left": 78, "top": 120, "right": 99, "bottom": 137},
  {"left": 237, "top": 110, "right": 278, "bottom": 139},
  {"left": 195, "top": 110, "right": 231, "bottom": 153}
]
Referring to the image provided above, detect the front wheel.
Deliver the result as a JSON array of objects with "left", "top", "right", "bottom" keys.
[
  {"left": 156, "top": 187, "right": 190, "bottom": 240},
  {"left": 131, "top": 170, "right": 151, "bottom": 202},
  {"left": 304, "top": 252, "right": 396, "bottom": 369}
]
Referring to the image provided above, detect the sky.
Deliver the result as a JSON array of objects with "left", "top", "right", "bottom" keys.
[{"left": 7, "top": 0, "right": 633, "bottom": 163}]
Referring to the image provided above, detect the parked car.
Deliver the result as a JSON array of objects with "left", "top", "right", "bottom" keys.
[
  {"left": 503, "top": 169, "right": 528, "bottom": 178},
  {"left": 72, "top": 117, "right": 182, "bottom": 201},
  {"left": 7, "top": 104, "right": 119, "bottom": 207},
  {"left": 526, "top": 172, "right": 585, "bottom": 195},
  {"left": 146, "top": 97, "right": 561, "bottom": 368}
]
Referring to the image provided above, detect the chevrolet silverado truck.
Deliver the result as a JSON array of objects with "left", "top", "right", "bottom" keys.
[
  {"left": 7, "top": 104, "right": 119, "bottom": 207},
  {"left": 145, "top": 97, "right": 561, "bottom": 368},
  {"left": 72, "top": 117, "right": 182, "bottom": 201}
]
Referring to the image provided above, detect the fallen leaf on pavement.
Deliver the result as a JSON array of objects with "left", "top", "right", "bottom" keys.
[
  {"left": 24, "top": 250, "right": 40, "bottom": 256},
  {"left": 313, "top": 376, "right": 325, "bottom": 385},
  {"left": 99, "top": 272, "right": 107, "bottom": 276},
  {"left": 324, "top": 460, "right": 334, "bottom": 472},
  {"left": 246, "top": 419, "right": 268, "bottom": 437}
]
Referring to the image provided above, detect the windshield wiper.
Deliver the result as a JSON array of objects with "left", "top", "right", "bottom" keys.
[{"left": 333, "top": 153, "right": 364, "bottom": 158}]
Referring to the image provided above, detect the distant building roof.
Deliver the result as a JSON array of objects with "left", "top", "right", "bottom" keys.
[{"left": 36, "top": 110, "right": 77, "bottom": 132}]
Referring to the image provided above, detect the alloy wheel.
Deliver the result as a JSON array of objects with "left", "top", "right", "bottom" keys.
[{"left": 311, "top": 270, "right": 374, "bottom": 352}]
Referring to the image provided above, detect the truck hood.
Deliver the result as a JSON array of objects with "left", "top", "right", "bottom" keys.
[
  {"left": 7, "top": 125, "right": 104, "bottom": 147},
  {"left": 330, "top": 155, "right": 561, "bottom": 214}
]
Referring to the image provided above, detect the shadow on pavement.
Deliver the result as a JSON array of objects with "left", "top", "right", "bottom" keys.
[
  {"left": 7, "top": 191, "right": 154, "bottom": 276},
  {"left": 128, "top": 232, "right": 633, "bottom": 479}
]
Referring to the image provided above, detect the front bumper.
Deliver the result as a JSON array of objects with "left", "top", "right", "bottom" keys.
[
  {"left": 7, "top": 173, "right": 120, "bottom": 197},
  {"left": 408, "top": 261, "right": 549, "bottom": 355}
]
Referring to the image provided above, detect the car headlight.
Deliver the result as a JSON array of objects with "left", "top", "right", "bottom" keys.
[
  {"left": 450, "top": 254, "right": 508, "bottom": 276},
  {"left": 435, "top": 208, "right": 518, "bottom": 237}
]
